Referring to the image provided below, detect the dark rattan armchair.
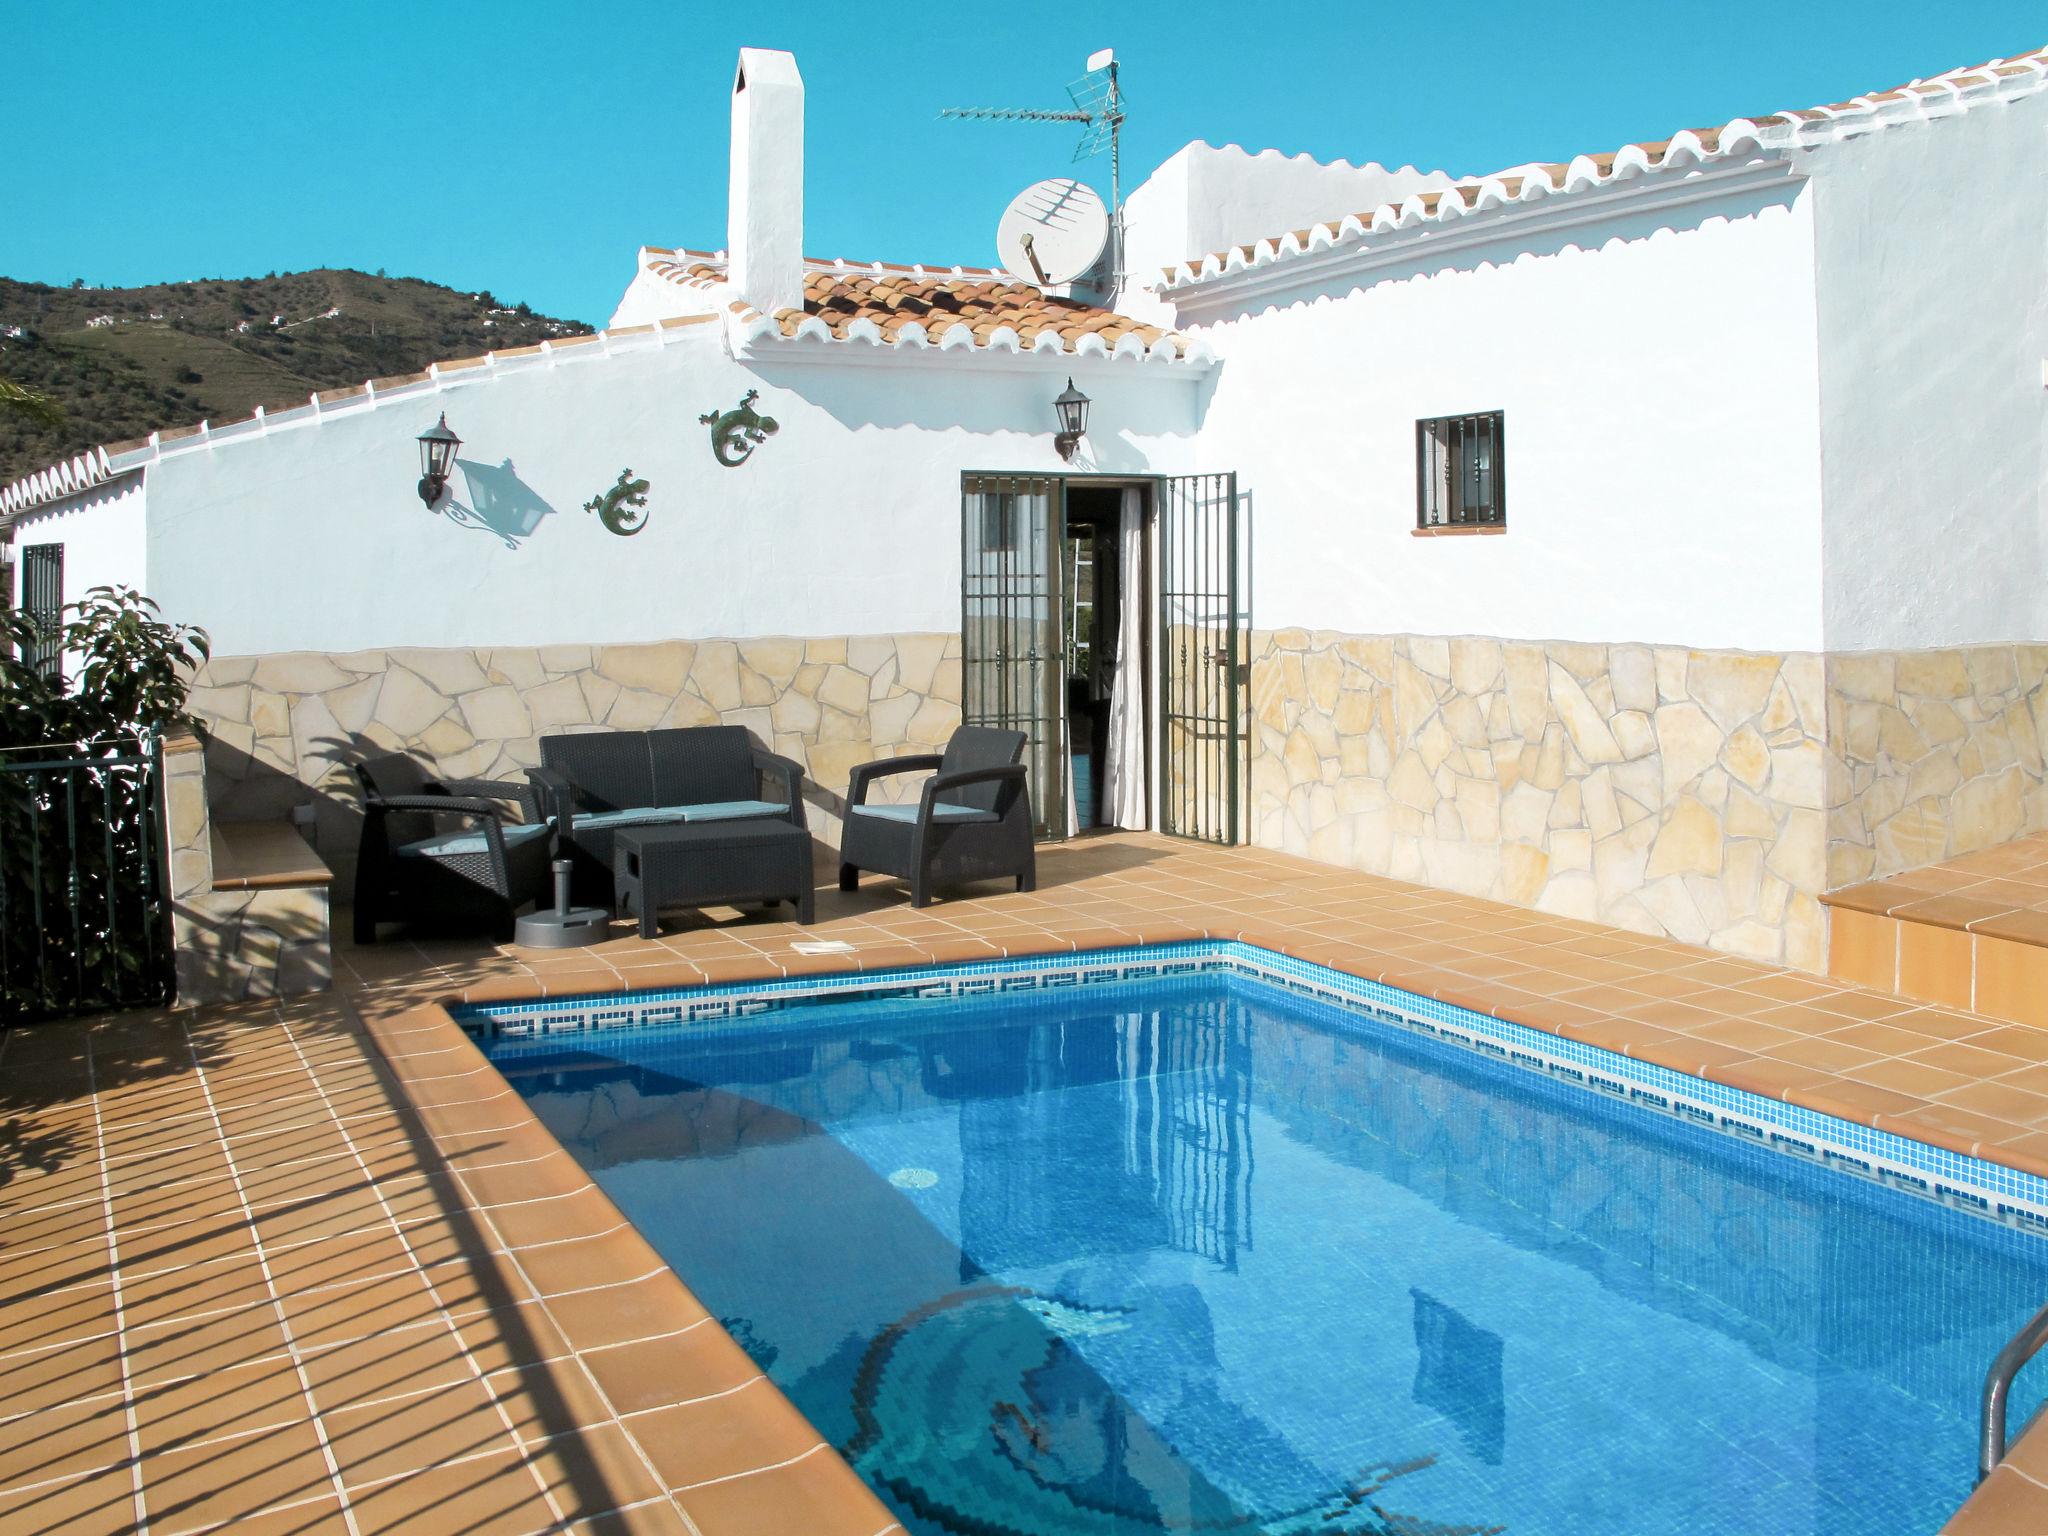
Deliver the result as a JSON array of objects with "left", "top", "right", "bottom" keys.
[
  {"left": 838, "top": 726, "right": 1034, "bottom": 908},
  {"left": 351, "top": 756, "right": 554, "bottom": 943},
  {"left": 527, "top": 726, "right": 806, "bottom": 905}
]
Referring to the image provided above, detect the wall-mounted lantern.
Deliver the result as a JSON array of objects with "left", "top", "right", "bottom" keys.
[
  {"left": 1053, "top": 377, "right": 1090, "bottom": 461},
  {"left": 416, "top": 414, "right": 462, "bottom": 508}
]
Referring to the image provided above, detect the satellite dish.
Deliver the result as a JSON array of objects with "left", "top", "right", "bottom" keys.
[{"left": 996, "top": 179, "right": 1110, "bottom": 288}]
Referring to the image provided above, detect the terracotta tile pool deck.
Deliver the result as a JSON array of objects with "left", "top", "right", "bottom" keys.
[{"left": 9, "top": 831, "right": 2048, "bottom": 1532}]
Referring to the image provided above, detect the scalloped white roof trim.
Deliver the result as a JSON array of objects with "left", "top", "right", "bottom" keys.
[
  {"left": 1157, "top": 46, "right": 2048, "bottom": 292},
  {"left": 0, "top": 447, "right": 116, "bottom": 516},
  {"left": 645, "top": 249, "right": 1214, "bottom": 367}
]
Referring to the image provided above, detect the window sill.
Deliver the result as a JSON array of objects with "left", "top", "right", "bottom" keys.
[{"left": 1411, "top": 525, "right": 1506, "bottom": 538}]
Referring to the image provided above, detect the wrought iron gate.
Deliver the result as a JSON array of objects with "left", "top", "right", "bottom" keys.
[
  {"left": 961, "top": 475, "right": 1064, "bottom": 838},
  {"left": 0, "top": 738, "right": 172, "bottom": 1021},
  {"left": 1158, "top": 472, "right": 1245, "bottom": 843}
]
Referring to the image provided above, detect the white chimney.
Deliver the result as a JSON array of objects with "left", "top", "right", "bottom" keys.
[{"left": 728, "top": 48, "right": 805, "bottom": 317}]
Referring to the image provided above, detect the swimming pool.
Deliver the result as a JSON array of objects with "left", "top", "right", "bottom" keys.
[{"left": 480, "top": 952, "right": 2048, "bottom": 1534}]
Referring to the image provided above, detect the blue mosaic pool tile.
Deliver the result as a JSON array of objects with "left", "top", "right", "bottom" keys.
[{"left": 455, "top": 939, "right": 2048, "bottom": 1232}]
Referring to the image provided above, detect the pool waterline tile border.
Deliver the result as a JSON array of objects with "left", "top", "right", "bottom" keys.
[{"left": 453, "top": 940, "right": 2048, "bottom": 1237}]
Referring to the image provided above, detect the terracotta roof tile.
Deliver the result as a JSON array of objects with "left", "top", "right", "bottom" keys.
[{"left": 659, "top": 252, "right": 1186, "bottom": 358}]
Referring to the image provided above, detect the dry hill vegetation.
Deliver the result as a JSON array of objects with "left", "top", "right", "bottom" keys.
[{"left": 0, "top": 269, "right": 593, "bottom": 484}]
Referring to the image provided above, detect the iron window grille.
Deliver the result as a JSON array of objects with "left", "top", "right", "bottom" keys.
[
  {"left": 20, "top": 543, "right": 62, "bottom": 682},
  {"left": 1416, "top": 412, "right": 1505, "bottom": 529}
]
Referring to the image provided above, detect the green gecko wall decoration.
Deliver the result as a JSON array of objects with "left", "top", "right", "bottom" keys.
[
  {"left": 699, "top": 389, "right": 780, "bottom": 467},
  {"left": 583, "top": 469, "right": 652, "bottom": 535}
]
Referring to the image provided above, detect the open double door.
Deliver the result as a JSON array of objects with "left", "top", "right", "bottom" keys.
[{"left": 959, "top": 472, "right": 1245, "bottom": 846}]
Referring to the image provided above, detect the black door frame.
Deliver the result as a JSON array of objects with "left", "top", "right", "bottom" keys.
[{"left": 960, "top": 471, "right": 1244, "bottom": 846}]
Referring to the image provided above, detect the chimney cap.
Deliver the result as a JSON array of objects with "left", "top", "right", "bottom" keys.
[{"left": 734, "top": 46, "right": 801, "bottom": 93}]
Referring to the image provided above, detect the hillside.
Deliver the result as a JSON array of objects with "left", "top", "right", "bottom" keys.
[{"left": 0, "top": 270, "right": 594, "bottom": 485}]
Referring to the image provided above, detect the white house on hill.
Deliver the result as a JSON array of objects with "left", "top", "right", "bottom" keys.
[{"left": 6, "top": 41, "right": 2047, "bottom": 978}]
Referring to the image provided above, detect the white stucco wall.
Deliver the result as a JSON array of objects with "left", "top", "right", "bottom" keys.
[
  {"left": 140, "top": 326, "right": 1203, "bottom": 656},
  {"left": 7, "top": 472, "right": 149, "bottom": 608},
  {"left": 1809, "top": 91, "right": 2048, "bottom": 651},
  {"left": 1120, "top": 144, "right": 1453, "bottom": 326},
  {"left": 1173, "top": 175, "right": 1829, "bottom": 651},
  {"left": 607, "top": 254, "right": 720, "bottom": 330}
]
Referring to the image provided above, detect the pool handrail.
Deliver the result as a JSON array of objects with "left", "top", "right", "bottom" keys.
[{"left": 1981, "top": 1295, "right": 2048, "bottom": 1481}]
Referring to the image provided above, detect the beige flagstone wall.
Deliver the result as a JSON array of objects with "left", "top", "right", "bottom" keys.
[
  {"left": 1249, "top": 632, "right": 2048, "bottom": 972},
  {"left": 1248, "top": 631, "right": 1832, "bottom": 969},
  {"left": 1824, "top": 645, "right": 2048, "bottom": 887},
  {"left": 163, "top": 733, "right": 332, "bottom": 1006},
  {"left": 178, "top": 624, "right": 2048, "bottom": 972},
  {"left": 186, "top": 634, "right": 964, "bottom": 890}
]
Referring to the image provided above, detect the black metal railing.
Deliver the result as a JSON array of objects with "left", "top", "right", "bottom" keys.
[{"left": 0, "top": 737, "right": 172, "bottom": 1023}]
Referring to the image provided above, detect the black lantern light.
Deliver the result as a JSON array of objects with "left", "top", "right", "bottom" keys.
[
  {"left": 1052, "top": 377, "right": 1091, "bottom": 461},
  {"left": 416, "top": 413, "right": 462, "bottom": 508}
]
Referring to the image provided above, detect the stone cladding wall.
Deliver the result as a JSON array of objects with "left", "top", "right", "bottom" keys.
[
  {"left": 1824, "top": 646, "right": 2048, "bottom": 886},
  {"left": 1248, "top": 631, "right": 1829, "bottom": 969},
  {"left": 185, "top": 635, "right": 964, "bottom": 890}
]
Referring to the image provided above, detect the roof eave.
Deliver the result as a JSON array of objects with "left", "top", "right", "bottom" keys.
[
  {"left": 1155, "top": 43, "right": 2048, "bottom": 301},
  {"left": 1157, "top": 155, "right": 1803, "bottom": 314},
  {"left": 730, "top": 320, "right": 1215, "bottom": 372}
]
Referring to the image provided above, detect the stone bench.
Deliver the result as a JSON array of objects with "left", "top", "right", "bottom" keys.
[
  {"left": 165, "top": 732, "right": 335, "bottom": 1005},
  {"left": 211, "top": 821, "right": 333, "bottom": 893}
]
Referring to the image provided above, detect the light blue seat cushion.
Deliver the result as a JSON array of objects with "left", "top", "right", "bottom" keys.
[
  {"left": 571, "top": 807, "right": 692, "bottom": 832},
  {"left": 572, "top": 801, "right": 784, "bottom": 831},
  {"left": 679, "top": 799, "right": 786, "bottom": 822},
  {"left": 851, "top": 802, "right": 998, "bottom": 825},
  {"left": 397, "top": 821, "right": 551, "bottom": 859}
]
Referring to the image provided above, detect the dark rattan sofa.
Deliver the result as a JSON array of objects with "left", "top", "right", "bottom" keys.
[
  {"left": 352, "top": 756, "right": 554, "bottom": 943},
  {"left": 838, "top": 726, "right": 1034, "bottom": 908},
  {"left": 528, "top": 726, "right": 806, "bottom": 905}
]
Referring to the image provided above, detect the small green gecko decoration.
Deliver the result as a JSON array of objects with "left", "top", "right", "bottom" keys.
[
  {"left": 583, "top": 468, "right": 651, "bottom": 536},
  {"left": 699, "top": 389, "right": 780, "bottom": 467}
]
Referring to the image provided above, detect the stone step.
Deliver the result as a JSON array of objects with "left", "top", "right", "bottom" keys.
[{"left": 1823, "top": 834, "right": 2048, "bottom": 1025}]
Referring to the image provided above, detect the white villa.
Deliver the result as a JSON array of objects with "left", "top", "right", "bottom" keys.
[{"left": 7, "top": 41, "right": 2047, "bottom": 997}]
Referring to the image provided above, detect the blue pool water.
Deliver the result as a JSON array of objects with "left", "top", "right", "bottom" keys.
[{"left": 487, "top": 972, "right": 2048, "bottom": 1534}]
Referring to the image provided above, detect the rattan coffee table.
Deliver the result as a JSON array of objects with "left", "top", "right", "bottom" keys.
[{"left": 612, "top": 821, "right": 815, "bottom": 937}]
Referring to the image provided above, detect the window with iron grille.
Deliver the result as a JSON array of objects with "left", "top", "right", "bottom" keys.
[
  {"left": 978, "top": 491, "right": 1022, "bottom": 553},
  {"left": 1416, "top": 412, "right": 1505, "bottom": 529},
  {"left": 20, "top": 543, "right": 63, "bottom": 683}
]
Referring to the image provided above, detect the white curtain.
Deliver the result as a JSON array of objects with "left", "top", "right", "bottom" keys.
[{"left": 1103, "top": 486, "right": 1148, "bottom": 830}]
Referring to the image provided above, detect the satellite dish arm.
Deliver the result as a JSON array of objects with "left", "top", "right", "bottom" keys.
[{"left": 1019, "top": 233, "right": 1049, "bottom": 284}]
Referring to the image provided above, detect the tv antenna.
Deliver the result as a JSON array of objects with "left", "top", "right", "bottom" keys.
[{"left": 942, "top": 48, "right": 1127, "bottom": 296}]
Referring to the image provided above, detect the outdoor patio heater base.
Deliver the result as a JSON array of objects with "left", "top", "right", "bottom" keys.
[{"left": 514, "top": 859, "right": 612, "bottom": 949}]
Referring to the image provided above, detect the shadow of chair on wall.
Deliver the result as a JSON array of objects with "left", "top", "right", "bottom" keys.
[{"left": 199, "top": 730, "right": 379, "bottom": 903}]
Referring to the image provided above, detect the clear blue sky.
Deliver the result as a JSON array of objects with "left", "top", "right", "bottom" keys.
[{"left": 10, "top": 2, "right": 2043, "bottom": 325}]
